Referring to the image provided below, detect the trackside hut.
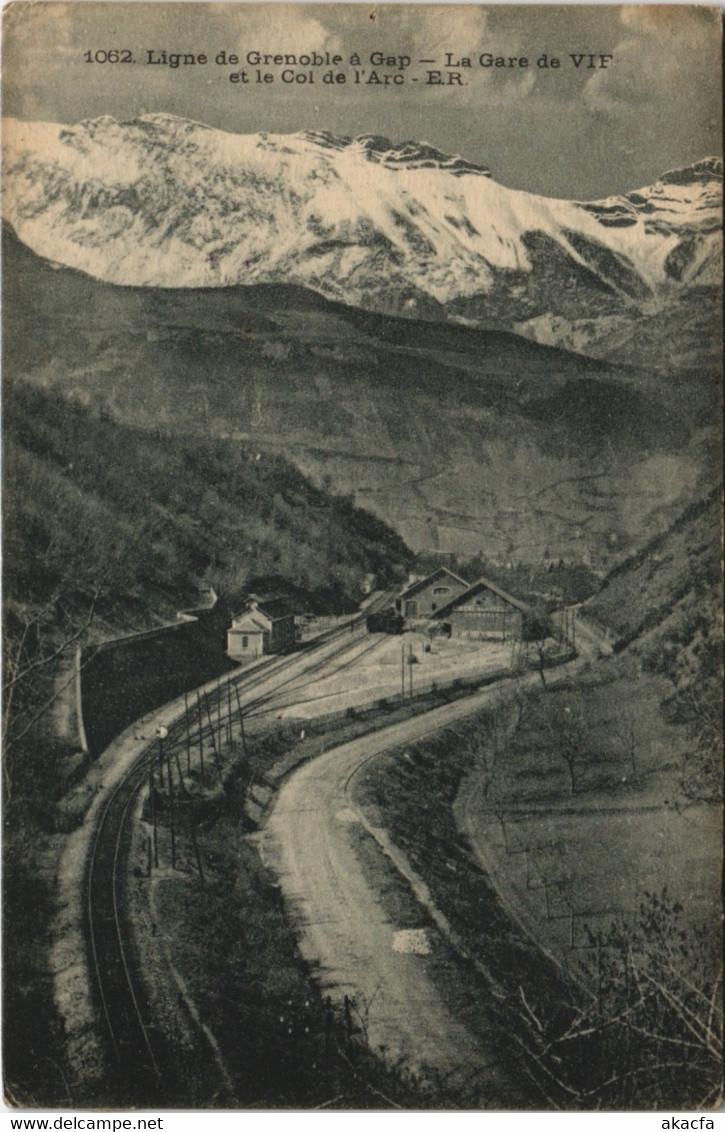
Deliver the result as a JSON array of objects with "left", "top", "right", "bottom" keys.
[
  {"left": 226, "top": 610, "right": 267, "bottom": 661},
  {"left": 395, "top": 567, "right": 469, "bottom": 620},
  {"left": 432, "top": 577, "right": 547, "bottom": 641},
  {"left": 227, "top": 595, "right": 295, "bottom": 661}
]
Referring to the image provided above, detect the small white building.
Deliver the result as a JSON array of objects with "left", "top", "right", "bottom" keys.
[
  {"left": 227, "top": 595, "right": 296, "bottom": 662},
  {"left": 226, "top": 609, "right": 269, "bottom": 661}
]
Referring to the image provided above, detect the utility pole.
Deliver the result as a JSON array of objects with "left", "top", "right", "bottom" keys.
[
  {"left": 233, "top": 684, "right": 247, "bottom": 757},
  {"left": 149, "top": 768, "right": 158, "bottom": 868},
  {"left": 158, "top": 736, "right": 165, "bottom": 791},
  {"left": 167, "top": 752, "right": 176, "bottom": 870},
  {"left": 196, "top": 692, "right": 205, "bottom": 778},
  {"left": 172, "top": 745, "right": 188, "bottom": 797},
  {"left": 408, "top": 643, "right": 413, "bottom": 701},
  {"left": 184, "top": 691, "right": 191, "bottom": 775},
  {"left": 156, "top": 727, "right": 168, "bottom": 791},
  {"left": 401, "top": 642, "right": 406, "bottom": 704},
  {"left": 204, "top": 694, "right": 223, "bottom": 783}
]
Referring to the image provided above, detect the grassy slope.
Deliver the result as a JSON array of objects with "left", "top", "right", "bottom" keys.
[
  {"left": 585, "top": 491, "right": 721, "bottom": 679},
  {"left": 585, "top": 491, "right": 722, "bottom": 801},
  {"left": 355, "top": 693, "right": 722, "bottom": 1108}
]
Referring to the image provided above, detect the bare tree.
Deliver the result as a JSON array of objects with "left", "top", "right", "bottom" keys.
[
  {"left": 506, "top": 890, "right": 722, "bottom": 1109},
  {"left": 546, "top": 699, "right": 586, "bottom": 796},
  {"left": 2, "top": 497, "right": 147, "bottom": 798},
  {"left": 616, "top": 715, "right": 640, "bottom": 783}
]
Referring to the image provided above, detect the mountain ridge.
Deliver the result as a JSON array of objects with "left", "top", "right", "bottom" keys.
[{"left": 3, "top": 115, "right": 721, "bottom": 371}]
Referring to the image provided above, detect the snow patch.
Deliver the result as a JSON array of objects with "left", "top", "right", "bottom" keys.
[{"left": 392, "top": 928, "right": 432, "bottom": 955}]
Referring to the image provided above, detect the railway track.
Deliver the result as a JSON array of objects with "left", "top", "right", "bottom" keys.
[
  {"left": 157, "top": 587, "right": 397, "bottom": 749},
  {"left": 83, "top": 588, "right": 398, "bottom": 1098},
  {"left": 244, "top": 632, "right": 392, "bottom": 718},
  {"left": 85, "top": 751, "right": 167, "bottom": 1102}
]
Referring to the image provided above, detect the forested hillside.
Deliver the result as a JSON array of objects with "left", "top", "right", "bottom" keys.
[
  {"left": 5, "top": 380, "right": 410, "bottom": 617},
  {"left": 2, "top": 380, "right": 412, "bottom": 778},
  {"left": 584, "top": 490, "right": 722, "bottom": 800},
  {"left": 586, "top": 491, "right": 720, "bottom": 677},
  {"left": 4, "top": 225, "right": 715, "bottom": 567}
]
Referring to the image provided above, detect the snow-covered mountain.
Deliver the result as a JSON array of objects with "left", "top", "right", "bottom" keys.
[{"left": 3, "top": 114, "right": 722, "bottom": 368}]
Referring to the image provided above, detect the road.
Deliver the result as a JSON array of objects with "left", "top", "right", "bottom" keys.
[
  {"left": 264, "top": 613, "right": 606, "bottom": 1087},
  {"left": 264, "top": 678, "right": 531, "bottom": 1091}
]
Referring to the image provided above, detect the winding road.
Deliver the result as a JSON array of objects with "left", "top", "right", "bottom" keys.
[
  {"left": 263, "top": 615, "right": 605, "bottom": 1089},
  {"left": 263, "top": 681, "right": 527, "bottom": 1091}
]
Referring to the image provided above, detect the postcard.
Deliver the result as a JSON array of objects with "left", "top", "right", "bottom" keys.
[{"left": 2, "top": 2, "right": 722, "bottom": 1112}]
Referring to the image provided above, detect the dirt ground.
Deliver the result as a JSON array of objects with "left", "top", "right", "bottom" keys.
[{"left": 257, "top": 632, "right": 516, "bottom": 720}]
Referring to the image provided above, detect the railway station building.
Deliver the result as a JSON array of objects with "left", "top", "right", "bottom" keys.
[
  {"left": 395, "top": 567, "right": 469, "bottom": 621},
  {"left": 431, "top": 577, "right": 547, "bottom": 641}
]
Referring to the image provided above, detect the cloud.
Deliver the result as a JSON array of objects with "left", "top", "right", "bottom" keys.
[
  {"left": 583, "top": 5, "right": 721, "bottom": 116},
  {"left": 619, "top": 4, "right": 720, "bottom": 42},
  {"left": 359, "top": 4, "right": 537, "bottom": 107},
  {"left": 370, "top": 4, "right": 490, "bottom": 62},
  {"left": 208, "top": 3, "right": 344, "bottom": 58},
  {"left": 2, "top": 3, "right": 79, "bottom": 119}
]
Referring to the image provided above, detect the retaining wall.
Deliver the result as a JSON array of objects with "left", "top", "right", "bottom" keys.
[{"left": 79, "top": 600, "right": 235, "bottom": 756}]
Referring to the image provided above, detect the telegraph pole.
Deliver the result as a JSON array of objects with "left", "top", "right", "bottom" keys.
[
  {"left": 184, "top": 690, "right": 191, "bottom": 774},
  {"left": 167, "top": 752, "right": 176, "bottom": 870},
  {"left": 149, "top": 768, "right": 158, "bottom": 868},
  {"left": 234, "top": 684, "right": 247, "bottom": 758},
  {"left": 156, "top": 726, "right": 168, "bottom": 792},
  {"left": 204, "top": 694, "right": 223, "bottom": 783},
  {"left": 196, "top": 692, "right": 205, "bottom": 778},
  {"left": 172, "top": 744, "right": 188, "bottom": 797}
]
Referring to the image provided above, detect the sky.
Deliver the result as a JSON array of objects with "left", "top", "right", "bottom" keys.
[{"left": 2, "top": 2, "right": 722, "bottom": 198}]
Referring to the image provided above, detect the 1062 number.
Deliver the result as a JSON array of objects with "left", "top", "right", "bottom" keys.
[{"left": 84, "top": 50, "right": 134, "bottom": 63}]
